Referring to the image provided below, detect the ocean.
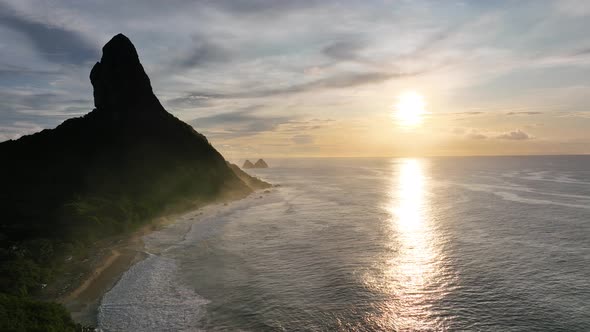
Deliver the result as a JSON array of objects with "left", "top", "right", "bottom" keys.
[{"left": 97, "top": 156, "right": 590, "bottom": 331}]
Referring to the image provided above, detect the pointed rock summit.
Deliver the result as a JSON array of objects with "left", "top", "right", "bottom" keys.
[
  {"left": 90, "top": 33, "right": 156, "bottom": 112},
  {"left": 254, "top": 159, "right": 269, "bottom": 168},
  {"left": 243, "top": 160, "right": 255, "bottom": 168}
]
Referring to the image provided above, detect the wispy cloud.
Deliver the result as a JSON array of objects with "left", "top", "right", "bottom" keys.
[
  {"left": 452, "top": 128, "right": 488, "bottom": 140},
  {"left": 505, "top": 111, "right": 542, "bottom": 116},
  {"left": 467, "top": 131, "right": 488, "bottom": 140},
  {"left": 292, "top": 134, "right": 314, "bottom": 144},
  {"left": 189, "top": 106, "right": 295, "bottom": 139},
  {"left": 554, "top": 0, "right": 590, "bottom": 17},
  {"left": 322, "top": 39, "right": 367, "bottom": 62},
  {"left": 175, "top": 69, "right": 428, "bottom": 101},
  {"left": 0, "top": 2, "right": 98, "bottom": 65},
  {"left": 0, "top": 121, "right": 43, "bottom": 141},
  {"left": 175, "top": 36, "right": 234, "bottom": 68},
  {"left": 496, "top": 129, "right": 532, "bottom": 140},
  {"left": 0, "top": 89, "right": 92, "bottom": 136}
]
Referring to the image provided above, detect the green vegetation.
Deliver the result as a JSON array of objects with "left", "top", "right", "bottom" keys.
[
  {"left": 0, "top": 170, "right": 260, "bottom": 330},
  {"left": 0, "top": 168, "right": 251, "bottom": 329},
  {"left": 0, "top": 294, "right": 81, "bottom": 332}
]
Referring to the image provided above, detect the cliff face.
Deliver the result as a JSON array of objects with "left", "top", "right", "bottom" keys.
[{"left": 0, "top": 34, "right": 252, "bottom": 242}]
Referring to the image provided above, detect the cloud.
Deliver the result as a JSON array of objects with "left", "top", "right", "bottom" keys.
[
  {"left": 189, "top": 106, "right": 295, "bottom": 139},
  {"left": 555, "top": 0, "right": 590, "bottom": 17},
  {"left": 496, "top": 129, "right": 532, "bottom": 140},
  {"left": 455, "top": 111, "right": 484, "bottom": 115},
  {"left": 505, "top": 111, "right": 542, "bottom": 116},
  {"left": 204, "top": 0, "right": 323, "bottom": 16},
  {"left": 0, "top": 89, "right": 92, "bottom": 138},
  {"left": 322, "top": 39, "right": 366, "bottom": 61},
  {"left": 559, "top": 111, "right": 590, "bottom": 118},
  {"left": 435, "top": 111, "right": 484, "bottom": 117},
  {"left": 467, "top": 132, "right": 487, "bottom": 140},
  {"left": 407, "top": 24, "right": 465, "bottom": 57},
  {"left": 166, "top": 94, "right": 213, "bottom": 109},
  {"left": 176, "top": 69, "right": 426, "bottom": 101},
  {"left": 0, "top": 121, "right": 44, "bottom": 141},
  {"left": 452, "top": 127, "right": 488, "bottom": 139},
  {"left": 176, "top": 37, "right": 233, "bottom": 68},
  {"left": 451, "top": 127, "right": 465, "bottom": 135},
  {"left": 466, "top": 129, "right": 487, "bottom": 140},
  {"left": 292, "top": 134, "right": 314, "bottom": 144},
  {"left": 0, "top": 3, "right": 98, "bottom": 65},
  {"left": 280, "top": 119, "right": 330, "bottom": 132},
  {"left": 0, "top": 64, "right": 61, "bottom": 77},
  {"left": 454, "top": 127, "right": 536, "bottom": 141}
]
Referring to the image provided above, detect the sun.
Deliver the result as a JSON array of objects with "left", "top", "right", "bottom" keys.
[{"left": 395, "top": 91, "right": 426, "bottom": 126}]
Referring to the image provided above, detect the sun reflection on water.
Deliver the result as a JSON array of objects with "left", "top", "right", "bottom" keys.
[{"left": 368, "top": 158, "right": 448, "bottom": 331}]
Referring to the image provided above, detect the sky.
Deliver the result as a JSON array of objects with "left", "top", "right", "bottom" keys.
[{"left": 1, "top": 0, "right": 590, "bottom": 158}]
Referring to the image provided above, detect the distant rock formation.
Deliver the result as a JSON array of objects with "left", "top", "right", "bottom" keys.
[
  {"left": 242, "top": 159, "right": 269, "bottom": 168},
  {"left": 243, "top": 160, "right": 255, "bottom": 169},
  {"left": 254, "top": 159, "right": 269, "bottom": 168}
]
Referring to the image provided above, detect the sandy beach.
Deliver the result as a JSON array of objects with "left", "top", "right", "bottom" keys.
[
  {"left": 54, "top": 194, "right": 247, "bottom": 327},
  {"left": 50, "top": 179, "right": 267, "bottom": 327},
  {"left": 57, "top": 214, "right": 181, "bottom": 326}
]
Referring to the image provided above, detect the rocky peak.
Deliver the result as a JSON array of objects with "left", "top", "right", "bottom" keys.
[
  {"left": 90, "top": 33, "right": 155, "bottom": 112},
  {"left": 254, "top": 159, "right": 268, "bottom": 168},
  {"left": 242, "top": 159, "right": 268, "bottom": 169}
]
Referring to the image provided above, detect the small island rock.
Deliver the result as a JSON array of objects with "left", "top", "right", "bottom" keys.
[{"left": 254, "top": 159, "right": 269, "bottom": 168}]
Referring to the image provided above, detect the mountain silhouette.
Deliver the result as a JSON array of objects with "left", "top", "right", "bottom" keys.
[
  {"left": 243, "top": 160, "right": 255, "bottom": 168},
  {"left": 0, "top": 33, "right": 264, "bottom": 239},
  {"left": 0, "top": 34, "right": 268, "bottom": 310}
]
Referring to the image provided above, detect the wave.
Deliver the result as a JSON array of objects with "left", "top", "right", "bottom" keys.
[
  {"left": 501, "top": 170, "right": 590, "bottom": 186},
  {"left": 98, "top": 192, "right": 278, "bottom": 331},
  {"left": 457, "top": 182, "right": 590, "bottom": 209},
  {"left": 97, "top": 255, "right": 209, "bottom": 331}
]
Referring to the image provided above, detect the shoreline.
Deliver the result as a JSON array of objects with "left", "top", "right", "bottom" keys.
[
  {"left": 58, "top": 216, "right": 170, "bottom": 326},
  {"left": 56, "top": 190, "right": 265, "bottom": 327}
]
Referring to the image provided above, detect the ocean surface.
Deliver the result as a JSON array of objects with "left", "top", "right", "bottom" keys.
[{"left": 97, "top": 156, "right": 590, "bottom": 331}]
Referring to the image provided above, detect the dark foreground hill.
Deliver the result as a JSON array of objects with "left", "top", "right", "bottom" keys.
[{"left": 0, "top": 34, "right": 268, "bottom": 330}]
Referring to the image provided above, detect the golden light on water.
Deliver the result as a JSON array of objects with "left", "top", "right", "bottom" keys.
[
  {"left": 369, "top": 159, "right": 449, "bottom": 330},
  {"left": 395, "top": 91, "right": 426, "bottom": 127}
]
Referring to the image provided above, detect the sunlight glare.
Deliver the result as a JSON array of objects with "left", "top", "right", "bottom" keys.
[
  {"left": 368, "top": 159, "right": 450, "bottom": 330},
  {"left": 395, "top": 91, "right": 426, "bottom": 127}
]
